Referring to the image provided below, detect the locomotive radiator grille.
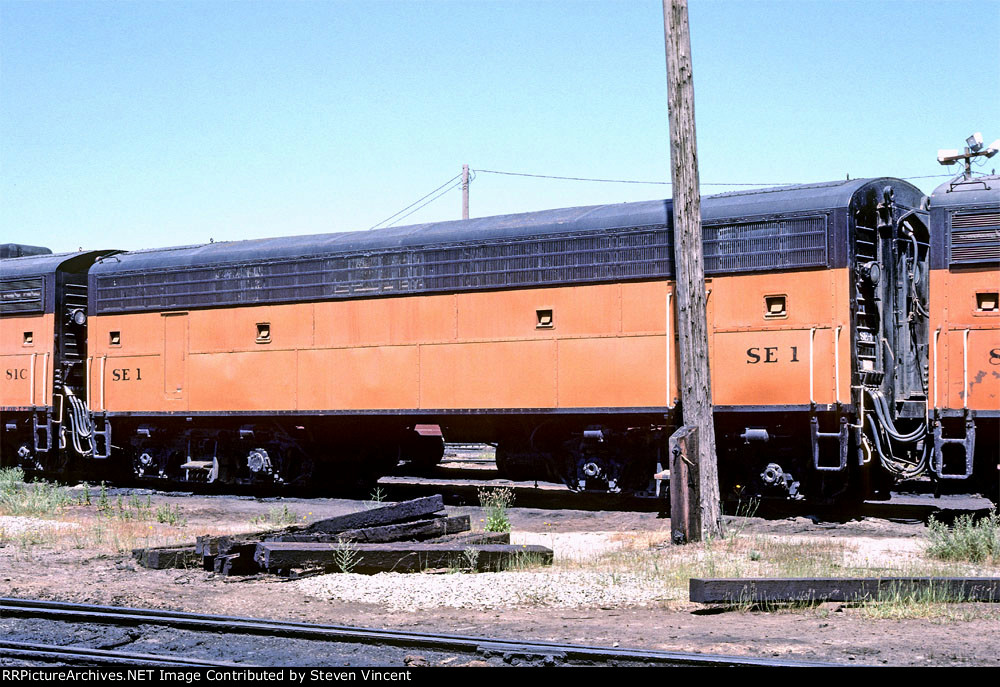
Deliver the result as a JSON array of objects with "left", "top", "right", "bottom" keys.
[
  {"left": 92, "top": 216, "right": 831, "bottom": 314},
  {"left": 0, "top": 277, "right": 45, "bottom": 315},
  {"left": 950, "top": 211, "right": 1000, "bottom": 264}
]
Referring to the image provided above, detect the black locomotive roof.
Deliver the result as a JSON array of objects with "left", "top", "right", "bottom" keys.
[
  {"left": 1, "top": 250, "right": 116, "bottom": 316},
  {"left": 930, "top": 174, "right": 1000, "bottom": 208},
  {"left": 91, "top": 178, "right": 911, "bottom": 276},
  {"left": 0, "top": 243, "right": 52, "bottom": 259},
  {"left": 0, "top": 251, "right": 104, "bottom": 280},
  {"left": 89, "top": 178, "right": 929, "bottom": 315}
]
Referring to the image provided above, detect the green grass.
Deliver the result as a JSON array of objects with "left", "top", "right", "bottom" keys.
[
  {"left": 155, "top": 504, "right": 187, "bottom": 526},
  {"left": 926, "top": 510, "right": 999, "bottom": 564},
  {"left": 0, "top": 467, "right": 25, "bottom": 495},
  {"left": 0, "top": 467, "right": 73, "bottom": 517},
  {"left": 496, "top": 549, "right": 549, "bottom": 572},
  {"left": 461, "top": 546, "right": 480, "bottom": 571},
  {"left": 478, "top": 486, "right": 514, "bottom": 533},
  {"left": 331, "top": 538, "right": 360, "bottom": 573},
  {"left": 251, "top": 504, "right": 300, "bottom": 527}
]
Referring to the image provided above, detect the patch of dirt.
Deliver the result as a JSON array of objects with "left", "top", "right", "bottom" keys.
[{"left": 2, "top": 490, "right": 998, "bottom": 667}]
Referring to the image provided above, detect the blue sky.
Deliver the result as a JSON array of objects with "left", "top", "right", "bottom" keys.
[{"left": 1, "top": 0, "right": 997, "bottom": 253}]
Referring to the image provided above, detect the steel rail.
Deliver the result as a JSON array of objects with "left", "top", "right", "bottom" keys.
[
  {"left": 0, "top": 640, "right": 241, "bottom": 667},
  {"left": 1, "top": 597, "right": 836, "bottom": 668}
]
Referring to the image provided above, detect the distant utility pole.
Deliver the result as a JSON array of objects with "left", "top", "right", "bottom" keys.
[
  {"left": 662, "top": 0, "right": 722, "bottom": 541},
  {"left": 462, "top": 164, "right": 470, "bottom": 219}
]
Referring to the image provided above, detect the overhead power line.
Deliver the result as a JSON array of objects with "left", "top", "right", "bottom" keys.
[
  {"left": 369, "top": 173, "right": 462, "bottom": 230},
  {"left": 475, "top": 168, "right": 791, "bottom": 186},
  {"left": 474, "top": 168, "right": 956, "bottom": 186},
  {"left": 370, "top": 168, "right": 958, "bottom": 232},
  {"left": 384, "top": 180, "right": 464, "bottom": 228}
]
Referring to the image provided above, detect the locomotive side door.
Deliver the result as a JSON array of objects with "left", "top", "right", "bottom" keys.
[{"left": 163, "top": 312, "right": 188, "bottom": 403}]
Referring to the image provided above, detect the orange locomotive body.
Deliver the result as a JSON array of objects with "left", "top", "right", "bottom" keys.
[
  {"left": 927, "top": 175, "right": 1000, "bottom": 500},
  {"left": 0, "top": 250, "right": 113, "bottom": 470},
  {"left": 7, "top": 178, "right": 973, "bottom": 503},
  {"left": 60, "top": 177, "right": 931, "bottom": 502}
]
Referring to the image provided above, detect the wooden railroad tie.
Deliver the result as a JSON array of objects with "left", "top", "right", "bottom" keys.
[
  {"left": 690, "top": 577, "right": 1000, "bottom": 604},
  {"left": 131, "top": 545, "right": 201, "bottom": 570},
  {"left": 255, "top": 542, "right": 553, "bottom": 574},
  {"left": 134, "top": 495, "right": 538, "bottom": 575}
]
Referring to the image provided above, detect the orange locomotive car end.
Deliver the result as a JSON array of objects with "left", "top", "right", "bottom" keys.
[
  {"left": 1, "top": 249, "right": 114, "bottom": 472},
  {"left": 928, "top": 174, "right": 1000, "bottom": 501}
]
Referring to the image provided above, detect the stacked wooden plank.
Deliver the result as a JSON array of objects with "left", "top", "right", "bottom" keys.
[{"left": 133, "top": 495, "right": 551, "bottom": 577}]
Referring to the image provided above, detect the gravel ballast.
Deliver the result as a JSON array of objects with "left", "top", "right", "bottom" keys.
[
  {"left": 295, "top": 569, "right": 675, "bottom": 610},
  {"left": 294, "top": 530, "right": 673, "bottom": 610}
]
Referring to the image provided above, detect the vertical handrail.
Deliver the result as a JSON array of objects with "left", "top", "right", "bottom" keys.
[
  {"left": 809, "top": 328, "right": 816, "bottom": 404},
  {"left": 42, "top": 353, "right": 49, "bottom": 406},
  {"left": 666, "top": 291, "right": 673, "bottom": 409},
  {"left": 834, "top": 325, "right": 842, "bottom": 404},
  {"left": 29, "top": 353, "right": 37, "bottom": 405},
  {"left": 963, "top": 329, "right": 970, "bottom": 409},
  {"left": 86, "top": 356, "right": 93, "bottom": 408},
  {"left": 932, "top": 328, "right": 941, "bottom": 410},
  {"left": 100, "top": 356, "right": 107, "bottom": 412}
]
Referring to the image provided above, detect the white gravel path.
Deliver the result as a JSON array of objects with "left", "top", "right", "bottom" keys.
[
  {"left": 295, "top": 569, "right": 675, "bottom": 611},
  {"left": 294, "top": 530, "right": 677, "bottom": 610},
  {"left": 0, "top": 515, "right": 79, "bottom": 536}
]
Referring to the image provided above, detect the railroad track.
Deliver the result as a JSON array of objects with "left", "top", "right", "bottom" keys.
[
  {"left": 1, "top": 597, "right": 837, "bottom": 668},
  {"left": 0, "top": 640, "right": 240, "bottom": 667}
]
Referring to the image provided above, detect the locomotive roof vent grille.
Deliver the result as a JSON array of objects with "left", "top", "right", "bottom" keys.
[
  {"left": 94, "top": 227, "right": 676, "bottom": 313},
  {"left": 950, "top": 211, "right": 1000, "bottom": 264},
  {"left": 0, "top": 277, "right": 45, "bottom": 315},
  {"left": 93, "top": 216, "right": 832, "bottom": 314},
  {"left": 703, "top": 216, "right": 828, "bottom": 272}
]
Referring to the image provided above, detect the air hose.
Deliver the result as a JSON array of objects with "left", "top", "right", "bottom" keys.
[{"left": 64, "top": 389, "right": 95, "bottom": 457}]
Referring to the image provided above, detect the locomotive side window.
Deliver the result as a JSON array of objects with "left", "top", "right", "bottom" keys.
[
  {"left": 536, "top": 308, "right": 554, "bottom": 329},
  {"left": 256, "top": 322, "right": 271, "bottom": 343},
  {"left": 23, "top": 331, "right": 33, "bottom": 346},
  {"left": 109, "top": 331, "right": 121, "bottom": 346},
  {"left": 763, "top": 295, "right": 786, "bottom": 319},
  {"left": 977, "top": 292, "right": 999, "bottom": 312}
]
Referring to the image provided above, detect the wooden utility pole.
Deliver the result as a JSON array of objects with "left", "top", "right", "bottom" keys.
[
  {"left": 662, "top": 0, "right": 722, "bottom": 541},
  {"left": 462, "top": 164, "right": 470, "bottom": 219}
]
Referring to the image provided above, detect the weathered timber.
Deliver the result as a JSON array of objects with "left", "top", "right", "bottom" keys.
[
  {"left": 212, "top": 543, "right": 261, "bottom": 576},
  {"left": 662, "top": 0, "right": 721, "bottom": 540},
  {"left": 195, "top": 535, "right": 213, "bottom": 556},
  {"left": 132, "top": 546, "right": 201, "bottom": 570},
  {"left": 690, "top": 577, "right": 1000, "bottom": 604},
  {"left": 200, "top": 536, "right": 248, "bottom": 570},
  {"left": 195, "top": 496, "right": 446, "bottom": 556},
  {"left": 305, "top": 495, "right": 445, "bottom": 534},
  {"left": 196, "top": 527, "right": 300, "bottom": 556},
  {"left": 435, "top": 530, "right": 511, "bottom": 546},
  {"left": 270, "top": 516, "right": 470, "bottom": 544},
  {"left": 213, "top": 554, "right": 238, "bottom": 574},
  {"left": 668, "top": 425, "right": 699, "bottom": 545},
  {"left": 285, "top": 567, "right": 327, "bottom": 580},
  {"left": 255, "top": 542, "right": 553, "bottom": 574}
]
